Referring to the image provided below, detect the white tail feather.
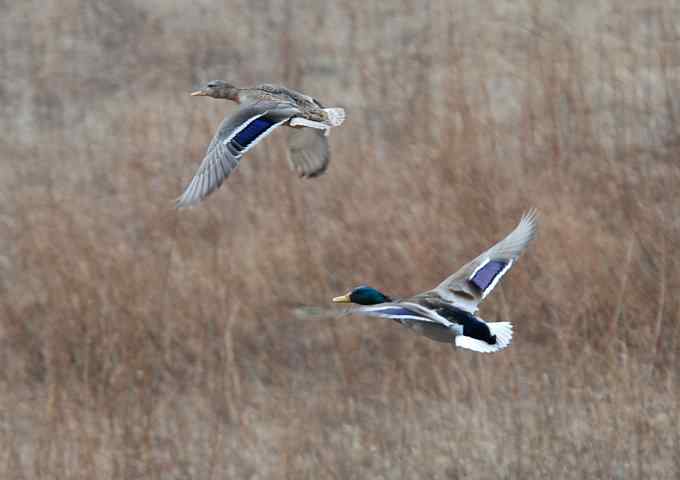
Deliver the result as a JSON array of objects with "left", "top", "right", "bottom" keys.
[
  {"left": 323, "top": 107, "right": 346, "bottom": 127},
  {"left": 455, "top": 322, "right": 513, "bottom": 353}
]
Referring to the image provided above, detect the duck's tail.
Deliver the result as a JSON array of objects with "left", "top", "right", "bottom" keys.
[
  {"left": 323, "top": 107, "right": 346, "bottom": 127},
  {"left": 455, "top": 322, "right": 513, "bottom": 353}
]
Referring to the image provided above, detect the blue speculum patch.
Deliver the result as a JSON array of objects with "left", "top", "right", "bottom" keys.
[
  {"left": 374, "top": 306, "right": 428, "bottom": 319},
  {"left": 470, "top": 260, "right": 507, "bottom": 291},
  {"left": 378, "top": 307, "right": 417, "bottom": 317},
  {"left": 231, "top": 117, "right": 275, "bottom": 151}
]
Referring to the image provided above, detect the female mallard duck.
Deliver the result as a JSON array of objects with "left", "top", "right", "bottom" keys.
[
  {"left": 332, "top": 210, "right": 538, "bottom": 353},
  {"left": 176, "top": 81, "right": 346, "bottom": 208}
]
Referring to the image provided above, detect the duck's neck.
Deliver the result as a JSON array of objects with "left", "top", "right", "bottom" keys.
[
  {"left": 224, "top": 86, "right": 241, "bottom": 103},
  {"left": 214, "top": 86, "right": 240, "bottom": 102}
]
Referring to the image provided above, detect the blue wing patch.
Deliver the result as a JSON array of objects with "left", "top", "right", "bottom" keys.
[
  {"left": 363, "top": 305, "right": 431, "bottom": 321},
  {"left": 375, "top": 307, "right": 420, "bottom": 317},
  {"left": 231, "top": 117, "right": 276, "bottom": 152},
  {"left": 470, "top": 260, "right": 508, "bottom": 292}
]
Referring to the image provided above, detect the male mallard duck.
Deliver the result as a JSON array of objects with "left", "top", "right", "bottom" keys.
[
  {"left": 176, "top": 81, "right": 346, "bottom": 208},
  {"left": 332, "top": 210, "right": 538, "bottom": 353}
]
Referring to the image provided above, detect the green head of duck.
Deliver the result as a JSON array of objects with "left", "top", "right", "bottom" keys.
[{"left": 332, "top": 286, "right": 392, "bottom": 305}]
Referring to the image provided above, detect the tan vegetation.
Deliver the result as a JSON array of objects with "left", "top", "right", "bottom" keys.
[{"left": 2, "top": 0, "right": 679, "bottom": 478}]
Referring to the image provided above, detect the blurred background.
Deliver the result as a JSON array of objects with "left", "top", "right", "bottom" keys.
[{"left": 2, "top": 1, "right": 680, "bottom": 478}]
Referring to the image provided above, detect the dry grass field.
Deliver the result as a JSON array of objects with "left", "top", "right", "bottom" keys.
[{"left": 2, "top": 1, "right": 680, "bottom": 478}]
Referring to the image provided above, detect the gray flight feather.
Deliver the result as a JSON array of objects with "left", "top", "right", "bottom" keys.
[{"left": 176, "top": 102, "right": 299, "bottom": 208}]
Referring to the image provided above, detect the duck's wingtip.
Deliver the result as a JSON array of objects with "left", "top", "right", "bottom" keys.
[
  {"left": 518, "top": 208, "right": 539, "bottom": 242},
  {"left": 522, "top": 208, "right": 539, "bottom": 225},
  {"left": 174, "top": 194, "right": 198, "bottom": 209}
]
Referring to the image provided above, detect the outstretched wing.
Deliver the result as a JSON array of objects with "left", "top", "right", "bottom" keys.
[
  {"left": 286, "top": 127, "right": 330, "bottom": 178},
  {"left": 353, "top": 302, "right": 453, "bottom": 327},
  {"left": 176, "top": 102, "right": 299, "bottom": 208},
  {"left": 430, "top": 210, "right": 538, "bottom": 312}
]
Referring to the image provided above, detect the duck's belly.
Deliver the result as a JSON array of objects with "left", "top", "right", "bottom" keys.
[{"left": 403, "top": 321, "right": 455, "bottom": 343}]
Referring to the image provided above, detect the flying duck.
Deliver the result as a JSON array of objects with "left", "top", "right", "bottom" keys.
[
  {"left": 332, "top": 210, "right": 538, "bottom": 353},
  {"left": 176, "top": 81, "right": 345, "bottom": 208}
]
